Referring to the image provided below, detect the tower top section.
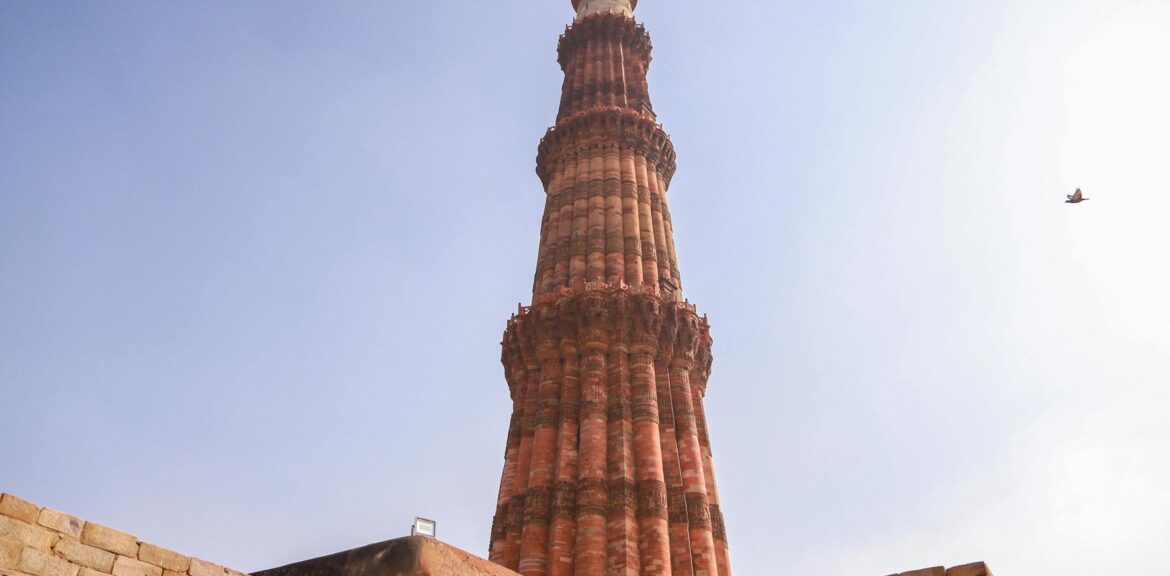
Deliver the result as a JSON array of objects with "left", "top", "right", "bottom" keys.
[{"left": 572, "top": 0, "right": 635, "bottom": 18}]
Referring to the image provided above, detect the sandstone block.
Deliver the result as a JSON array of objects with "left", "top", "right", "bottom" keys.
[
  {"left": 900, "top": 568, "right": 946, "bottom": 576},
  {"left": 136, "top": 545, "right": 187, "bottom": 573},
  {"left": 78, "top": 568, "right": 109, "bottom": 576},
  {"left": 54, "top": 540, "right": 115, "bottom": 572},
  {"left": 2, "top": 568, "right": 39, "bottom": 576},
  {"left": 0, "top": 517, "right": 58, "bottom": 552},
  {"left": 224, "top": 570, "right": 246, "bottom": 576},
  {"left": 163, "top": 570, "right": 185, "bottom": 576},
  {"left": 38, "top": 511, "right": 84, "bottom": 540},
  {"left": 18, "top": 549, "right": 79, "bottom": 576},
  {"left": 79, "top": 525, "right": 136, "bottom": 558},
  {"left": 1, "top": 539, "right": 22, "bottom": 569},
  {"left": 186, "top": 559, "right": 223, "bottom": 576},
  {"left": 111, "top": 557, "right": 160, "bottom": 576},
  {"left": 946, "top": 562, "right": 992, "bottom": 576},
  {"left": 0, "top": 497, "right": 39, "bottom": 525}
]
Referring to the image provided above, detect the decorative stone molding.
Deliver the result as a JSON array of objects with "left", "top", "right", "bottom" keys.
[
  {"left": 536, "top": 107, "right": 676, "bottom": 188},
  {"left": 557, "top": 13, "right": 652, "bottom": 72}
]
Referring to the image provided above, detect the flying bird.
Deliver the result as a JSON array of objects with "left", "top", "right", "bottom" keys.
[{"left": 1066, "top": 188, "right": 1090, "bottom": 203}]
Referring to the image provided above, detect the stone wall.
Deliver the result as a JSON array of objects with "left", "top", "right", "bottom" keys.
[
  {"left": 890, "top": 562, "right": 993, "bottom": 576},
  {"left": 2, "top": 491, "right": 992, "bottom": 576},
  {"left": 255, "top": 535, "right": 520, "bottom": 576},
  {"left": 0, "top": 494, "right": 246, "bottom": 576}
]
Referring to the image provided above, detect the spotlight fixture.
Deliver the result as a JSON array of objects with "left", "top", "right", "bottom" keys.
[{"left": 411, "top": 517, "right": 436, "bottom": 538}]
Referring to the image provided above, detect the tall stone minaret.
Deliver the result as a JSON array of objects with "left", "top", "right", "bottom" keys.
[{"left": 489, "top": 2, "right": 731, "bottom": 576}]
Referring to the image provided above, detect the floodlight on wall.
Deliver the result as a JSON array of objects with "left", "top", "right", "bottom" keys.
[{"left": 411, "top": 517, "right": 436, "bottom": 538}]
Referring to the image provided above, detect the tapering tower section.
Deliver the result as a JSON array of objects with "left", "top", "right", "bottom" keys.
[{"left": 489, "top": 2, "right": 732, "bottom": 576}]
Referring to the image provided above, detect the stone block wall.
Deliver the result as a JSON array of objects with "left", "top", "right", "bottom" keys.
[{"left": 0, "top": 494, "right": 247, "bottom": 576}]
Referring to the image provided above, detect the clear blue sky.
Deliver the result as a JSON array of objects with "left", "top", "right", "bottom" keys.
[{"left": 3, "top": 1, "right": 1168, "bottom": 575}]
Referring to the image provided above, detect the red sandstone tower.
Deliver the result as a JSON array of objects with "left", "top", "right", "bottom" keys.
[{"left": 489, "top": 2, "right": 731, "bottom": 576}]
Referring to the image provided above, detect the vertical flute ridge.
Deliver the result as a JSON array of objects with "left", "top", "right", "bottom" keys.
[{"left": 547, "top": 338, "right": 581, "bottom": 576}]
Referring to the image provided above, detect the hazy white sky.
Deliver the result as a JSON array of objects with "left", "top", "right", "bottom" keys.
[{"left": 2, "top": 1, "right": 1167, "bottom": 575}]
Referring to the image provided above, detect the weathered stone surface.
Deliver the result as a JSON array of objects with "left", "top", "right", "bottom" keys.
[
  {"left": 136, "top": 545, "right": 187, "bottom": 573},
  {"left": 186, "top": 559, "right": 224, "bottom": 576},
  {"left": 0, "top": 518, "right": 58, "bottom": 552},
  {"left": 111, "top": 557, "right": 160, "bottom": 576},
  {"left": 1, "top": 539, "right": 22, "bottom": 569},
  {"left": 1, "top": 567, "right": 38, "bottom": 576},
  {"left": 37, "top": 512, "right": 83, "bottom": 540},
  {"left": 255, "top": 536, "right": 518, "bottom": 576},
  {"left": 53, "top": 540, "right": 113, "bottom": 572},
  {"left": 18, "top": 549, "right": 78, "bottom": 576},
  {"left": 899, "top": 568, "right": 947, "bottom": 576},
  {"left": 0, "top": 497, "right": 39, "bottom": 526},
  {"left": 0, "top": 496, "right": 246, "bottom": 576},
  {"left": 79, "top": 526, "right": 136, "bottom": 558},
  {"left": 946, "top": 562, "right": 993, "bottom": 576}
]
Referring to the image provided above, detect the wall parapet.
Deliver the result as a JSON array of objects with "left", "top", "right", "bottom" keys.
[
  {"left": 254, "top": 536, "right": 518, "bottom": 576},
  {"left": 888, "top": 562, "right": 994, "bottom": 576},
  {"left": 0, "top": 494, "right": 247, "bottom": 576}
]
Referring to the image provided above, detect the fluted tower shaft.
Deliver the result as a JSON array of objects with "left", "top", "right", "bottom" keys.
[{"left": 490, "top": 5, "right": 731, "bottom": 576}]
